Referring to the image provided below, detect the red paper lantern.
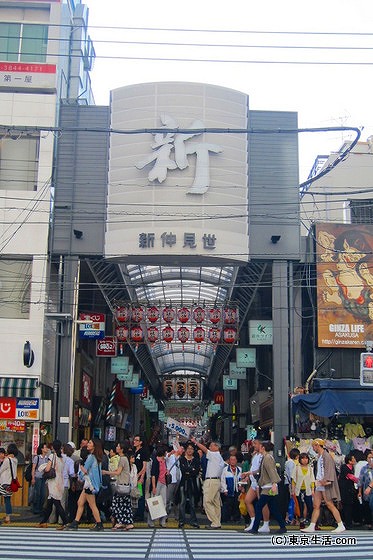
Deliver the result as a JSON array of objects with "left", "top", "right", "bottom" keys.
[
  {"left": 193, "top": 326, "right": 205, "bottom": 343},
  {"left": 147, "top": 326, "right": 159, "bottom": 344},
  {"left": 209, "top": 327, "right": 221, "bottom": 344},
  {"left": 208, "top": 308, "right": 221, "bottom": 324},
  {"left": 223, "top": 307, "right": 237, "bottom": 324},
  {"left": 177, "top": 307, "right": 190, "bottom": 323},
  {"left": 193, "top": 306, "right": 205, "bottom": 323},
  {"left": 131, "top": 325, "right": 143, "bottom": 343},
  {"left": 162, "top": 325, "right": 174, "bottom": 343},
  {"left": 116, "top": 326, "right": 129, "bottom": 342},
  {"left": 163, "top": 307, "right": 175, "bottom": 323},
  {"left": 131, "top": 306, "right": 144, "bottom": 323},
  {"left": 223, "top": 327, "right": 236, "bottom": 344},
  {"left": 115, "top": 306, "right": 130, "bottom": 323},
  {"left": 177, "top": 326, "right": 190, "bottom": 344},
  {"left": 147, "top": 306, "right": 159, "bottom": 323}
]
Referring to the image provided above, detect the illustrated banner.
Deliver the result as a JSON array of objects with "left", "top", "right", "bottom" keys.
[{"left": 316, "top": 223, "right": 373, "bottom": 348}]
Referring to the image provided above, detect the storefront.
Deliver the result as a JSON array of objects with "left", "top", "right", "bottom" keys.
[
  {"left": 291, "top": 378, "right": 373, "bottom": 462},
  {"left": 0, "top": 378, "right": 40, "bottom": 505}
]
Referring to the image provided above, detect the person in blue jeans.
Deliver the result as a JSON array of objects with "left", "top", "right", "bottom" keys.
[
  {"left": 246, "top": 441, "right": 286, "bottom": 535},
  {"left": 31, "top": 443, "right": 50, "bottom": 515}
]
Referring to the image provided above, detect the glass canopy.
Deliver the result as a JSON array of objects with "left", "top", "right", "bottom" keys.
[{"left": 124, "top": 264, "right": 237, "bottom": 379}]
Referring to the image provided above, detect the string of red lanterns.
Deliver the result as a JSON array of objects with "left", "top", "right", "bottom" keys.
[{"left": 113, "top": 304, "right": 238, "bottom": 346}]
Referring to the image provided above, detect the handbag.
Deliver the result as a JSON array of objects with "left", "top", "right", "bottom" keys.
[
  {"left": 165, "top": 456, "right": 179, "bottom": 486},
  {"left": 115, "top": 482, "right": 131, "bottom": 495},
  {"left": 43, "top": 454, "right": 56, "bottom": 480},
  {"left": 9, "top": 458, "right": 21, "bottom": 493}
]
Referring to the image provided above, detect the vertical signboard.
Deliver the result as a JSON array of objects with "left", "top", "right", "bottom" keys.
[{"left": 315, "top": 223, "right": 373, "bottom": 348}]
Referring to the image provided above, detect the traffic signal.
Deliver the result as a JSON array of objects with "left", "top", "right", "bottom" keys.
[{"left": 360, "top": 352, "right": 373, "bottom": 386}]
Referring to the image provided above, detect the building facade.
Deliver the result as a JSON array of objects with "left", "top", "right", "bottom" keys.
[{"left": 0, "top": 0, "right": 94, "bottom": 482}]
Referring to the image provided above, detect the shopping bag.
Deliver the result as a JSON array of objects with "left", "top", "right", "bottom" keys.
[
  {"left": 146, "top": 494, "right": 167, "bottom": 520},
  {"left": 294, "top": 495, "right": 301, "bottom": 518}
]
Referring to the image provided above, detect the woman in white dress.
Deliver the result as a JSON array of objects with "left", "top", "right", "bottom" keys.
[{"left": 38, "top": 439, "right": 68, "bottom": 530}]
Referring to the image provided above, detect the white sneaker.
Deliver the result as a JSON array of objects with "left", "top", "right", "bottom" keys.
[
  {"left": 258, "top": 525, "right": 270, "bottom": 533},
  {"left": 244, "top": 524, "right": 254, "bottom": 532},
  {"left": 331, "top": 525, "right": 345, "bottom": 533},
  {"left": 301, "top": 526, "right": 316, "bottom": 533}
]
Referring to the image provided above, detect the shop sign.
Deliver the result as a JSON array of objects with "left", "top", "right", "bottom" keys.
[
  {"left": 0, "top": 62, "right": 57, "bottom": 91},
  {"left": 213, "top": 391, "right": 224, "bottom": 405},
  {"left": 32, "top": 422, "right": 40, "bottom": 455},
  {"left": 249, "top": 320, "right": 273, "bottom": 345},
  {"left": 124, "top": 373, "right": 139, "bottom": 388},
  {"left": 0, "top": 420, "right": 25, "bottom": 432},
  {"left": 116, "top": 364, "right": 133, "bottom": 382},
  {"left": 0, "top": 397, "right": 16, "bottom": 419},
  {"left": 111, "top": 356, "right": 129, "bottom": 374},
  {"left": 236, "top": 347, "right": 256, "bottom": 367},
  {"left": 223, "top": 376, "right": 237, "bottom": 390},
  {"left": 79, "top": 313, "right": 105, "bottom": 339},
  {"left": 229, "top": 361, "right": 247, "bottom": 379},
  {"left": 16, "top": 398, "right": 40, "bottom": 420},
  {"left": 96, "top": 336, "right": 117, "bottom": 357},
  {"left": 210, "top": 403, "right": 221, "bottom": 414}
]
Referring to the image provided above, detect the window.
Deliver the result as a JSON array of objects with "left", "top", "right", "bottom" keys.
[
  {"left": 0, "top": 259, "right": 32, "bottom": 319},
  {"left": 0, "top": 136, "right": 39, "bottom": 191},
  {"left": 0, "top": 23, "right": 48, "bottom": 62},
  {"left": 349, "top": 199, "right": 373, "bottom": 224}
]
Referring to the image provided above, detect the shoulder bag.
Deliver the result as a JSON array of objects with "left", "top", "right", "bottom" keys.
[
  {"left": 43, "top": 454, "right": 56, "bottom": 480},
  {"left": 9, "top": 458, "right": 21, "bottom": 492},
  {"left": 115, "top": 456, "right": 130, "bottom": 495},
  {"left": 165, "top": 457, "right": 179, "bottom": 486}
]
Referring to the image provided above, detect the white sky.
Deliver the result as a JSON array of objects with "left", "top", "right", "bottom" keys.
[{"left": 84, "top": 0, "right": 373, "bottom": 181}]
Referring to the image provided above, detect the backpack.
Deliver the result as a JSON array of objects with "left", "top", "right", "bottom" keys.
[{"left": 24, "top": 462, "right": 33, "bottom": 483}]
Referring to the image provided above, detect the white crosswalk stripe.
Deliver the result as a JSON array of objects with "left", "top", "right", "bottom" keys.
[{"left": 0, "top": 528, "right": 371, "bottom": 560}]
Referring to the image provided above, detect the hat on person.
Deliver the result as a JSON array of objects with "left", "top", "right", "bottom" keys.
[
  {"left": 313, "top": 438, "right": 325, "bottom": 447},
  {"left": 67, "top": 441, "right": 76, "bottom": 450}
]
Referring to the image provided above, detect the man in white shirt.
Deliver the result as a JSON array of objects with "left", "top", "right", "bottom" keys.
[{"left": 191, "top": 437, "right": 225, "bottom": 529}]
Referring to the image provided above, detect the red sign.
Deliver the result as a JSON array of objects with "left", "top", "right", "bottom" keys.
[
  {"left": 213, "top": 391, "right": 224, "bottom": 405},
  {"left": 3, "top": 420, "right": 25, "bottom": 432},
  {"left": 0, "top": 397, "right": 17, "bottom": 419},
  {"left": 0, "top": 62, "right": 56, "bottom": 73},
  {"left": 96, "top": 336, "right": 117, "bottom": 357}
]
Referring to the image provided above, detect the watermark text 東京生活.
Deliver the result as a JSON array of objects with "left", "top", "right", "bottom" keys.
[{"left": 271, "top": 534, "right": 357, "bottom": 547}]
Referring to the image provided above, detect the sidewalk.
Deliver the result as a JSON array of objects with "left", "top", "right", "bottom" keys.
[{"left": 2, "top": 505, "right": 249, "bottom": 529}]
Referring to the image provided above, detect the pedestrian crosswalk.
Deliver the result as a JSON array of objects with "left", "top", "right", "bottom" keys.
[{"left": 0, "top": 527, "right": 371, "bottom": 560}]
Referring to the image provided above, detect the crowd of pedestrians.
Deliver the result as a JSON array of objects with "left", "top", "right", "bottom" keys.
[{"left": 1, "top": 434, "right": 373, "bottom": 534}]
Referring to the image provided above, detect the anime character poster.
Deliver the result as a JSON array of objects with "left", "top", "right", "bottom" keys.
[{"left": 316, "top": 223, "right": 373, "bottom": 348}]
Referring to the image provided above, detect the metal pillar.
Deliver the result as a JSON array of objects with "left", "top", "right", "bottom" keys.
[
  {"left": 272, "top": 260, "right": 290, "bottom": 462},
  {"left": 55, "top": 256, "right": 80, "bottom": 443}
]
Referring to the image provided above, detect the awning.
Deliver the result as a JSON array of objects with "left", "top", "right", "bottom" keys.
[
  {"left": 0, "top": 377, "right": 38, "bottom": 398},
  {"left": 292, "top": 389, "right": 373, "bottom": 418}
]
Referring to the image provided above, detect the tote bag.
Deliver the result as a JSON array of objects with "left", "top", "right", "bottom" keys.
[{"left": 146, "top": 494, "right": 167, "bottom": 520}]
